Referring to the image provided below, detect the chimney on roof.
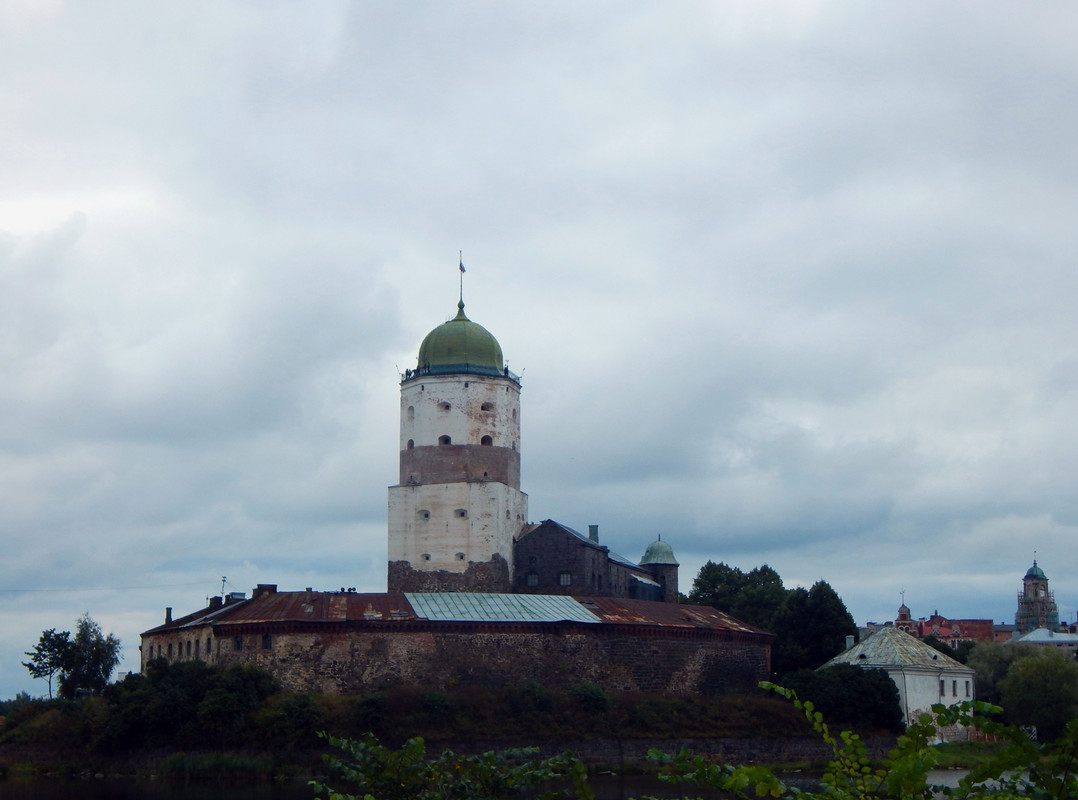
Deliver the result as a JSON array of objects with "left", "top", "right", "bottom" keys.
[
  {"left": 253, "top": 583, "right": 277, "bottom": 599},
  {"left": 845, "top": 634, "right": 855, "bottom": 650},
  {"left": 165, "top": 607, "right": 172, "bottom": 624},
  {"left": 589, "top": 524, "right": 599, "bottom": 543},
  {"left": 208, "top": 596, "right": 223, "bottom": 610}
]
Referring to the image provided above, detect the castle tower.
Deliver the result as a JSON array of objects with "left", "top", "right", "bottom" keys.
[
  {"left": 1015, "top": 559, "right": 1060, "bottom": 634},
  {"left": 639, "top": 537, "right": 679, "bottom": 603},
  {"left": 387, "top": 300, "right": 528, "bottom": 592}
]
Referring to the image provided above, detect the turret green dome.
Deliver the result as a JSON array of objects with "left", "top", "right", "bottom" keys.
[
  {"left": 416, "top": 301, "right": 505, "bottom": 377},
  {"left": 640, "top": 537, "right": 678, "bottom": 566},
  {"left": 1025, "top": 561, "right": 1047, "bottom": 580}
]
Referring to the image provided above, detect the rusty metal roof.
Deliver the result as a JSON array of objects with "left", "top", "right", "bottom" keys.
[
  {"left": 574, "top": 596, "right": 771, "bottom": 634},
  {"left": 143, "top": 589, "right": 769, "bottom": 637}
]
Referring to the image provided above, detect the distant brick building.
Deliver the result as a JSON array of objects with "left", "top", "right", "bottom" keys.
[{"left": 888, "top": 603, "right": 994, "bottom": 645}]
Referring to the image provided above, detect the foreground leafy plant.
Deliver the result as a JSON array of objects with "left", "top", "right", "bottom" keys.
[{"left": 310, "top": 732, "right": 592, "bottom": 800}]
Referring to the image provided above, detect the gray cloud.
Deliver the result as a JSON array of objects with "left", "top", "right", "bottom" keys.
[{"left": 3, "top": 2, "right": 1077, "bottom": 697}]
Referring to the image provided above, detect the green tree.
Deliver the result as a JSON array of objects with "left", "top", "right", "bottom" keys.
[
  {"left": 688, "top": 561, "right": 745, "bottom": 611},
  {"left": 689, "top": 561, "right": 787, "bottom": 630},
  {"left": 966, "top": 640, "right": 1037, "bottom": 706},
  {"left": 771, "top": 581, "right": 856, "bottom": 675},
  {"left": 999, "top": 647, "right": 1078, "bottom": 740},
  {"left": 59, "top": 614, "right": 122, "bottom": 699},
  {"left": 22, "top": 628, "right": 72, "bottom": 698}
]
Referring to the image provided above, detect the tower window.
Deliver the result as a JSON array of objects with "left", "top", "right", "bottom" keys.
[
  {"left": 481, "top": 402, "right": 493, "bottom": 412},
  {"left": 526, "top": 572, "right": 539, "bottom": 587},
  {"left": 422, "top": 553, "right": 431, "bottom": 561},
  {"left": 439, "top": 435, "right": 452, "bottom": 445},
  {"left": 456, "top": 552, "right": 466, "bottom": 561},
  {"left": 456, "top": 509, "right": 468, "bottom": 518},
  {"left": 559, "top": 571, "right": 572, "bottom": 587},
  {"left": 407, "top": 439, "right": 414, "bottom": 449},
  {"left": 440, "top": 402, "right": 451, "bottom": 411},
  {"left": 481, "top": 435, "right": 493, "bottom": 446},
  {"left": 418, "top": 510, "right": 430, "bottom": 520},
  {"left": 464, "top": 382, "right": 469, "bottom": 388},
  {"left": 407, "top": 406, "right": 415, "bottom": 421}
]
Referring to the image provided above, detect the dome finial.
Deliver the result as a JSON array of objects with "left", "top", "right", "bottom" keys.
[{"left": 458, "top": 250, "right": 466, "bottom": 307}]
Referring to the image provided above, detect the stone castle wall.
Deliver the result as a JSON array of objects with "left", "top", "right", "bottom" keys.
[{"left": 182, "top": 621, "right": 769, "bottom": 696}]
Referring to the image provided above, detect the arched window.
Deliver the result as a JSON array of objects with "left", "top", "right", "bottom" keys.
[
  {"left": 440, "top": 402, "right": 451, "bottom": 411},
  {"left": 439, "top": 435, "right": 452, "bottom": 445},
  {"left": 407, "top": 439, "right": 414, "bottom": 449},
  {"left": 481, "top": 435, "right": 493, "bottom": 446},
  {"left": 417, "top": 509, "right": 431, "bottom": 520},
  {"left": 407, "top": 406, "right": 415, "bottom": 422},
  {"left": 456, "top": 508, "right": 468, "bottom": 518}
]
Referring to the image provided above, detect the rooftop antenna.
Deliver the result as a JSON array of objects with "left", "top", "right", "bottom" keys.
[
  {"left": 221, "top": 576, "right": 227, "bottom": 596},
  {"left": 900, "top": 589, "right": 906, "bottom": 604}
]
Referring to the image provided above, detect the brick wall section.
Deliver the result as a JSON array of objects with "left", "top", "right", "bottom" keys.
[
  {"left": 186, "top": 621, "right": 769, "bottom": 696},
  {"left": 399, "top": 444, "right": 519, "bottom": 486},
  {"left": 388, "top": 555, "right": 511, "bottom": 593}
]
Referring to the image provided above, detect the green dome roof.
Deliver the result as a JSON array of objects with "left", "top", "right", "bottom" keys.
[
  {"left": 1025, "top": 561, "right": 1047, "bottom": 580},
  {"left": 416, "top": 301, "right": 505, "bottom": 377},
  {"left": 640, "top": 537, "right": 678, "bottom": 566}
]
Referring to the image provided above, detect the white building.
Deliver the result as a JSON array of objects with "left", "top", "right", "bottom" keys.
[{"left": 822, "top": 625, "right": 975, "bottom": 740}]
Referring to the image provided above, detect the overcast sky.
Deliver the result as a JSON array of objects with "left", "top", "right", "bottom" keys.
[{"left": 3, "top": 2, "right": 1077, "bottom": 698}]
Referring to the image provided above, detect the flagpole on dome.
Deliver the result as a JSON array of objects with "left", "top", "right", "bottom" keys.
[{"left": 458, "top": 251, "right": 466, "bottom": 306}]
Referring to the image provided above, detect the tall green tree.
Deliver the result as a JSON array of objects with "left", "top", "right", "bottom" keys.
[
  {"left": 24, "top": 615, "right": 121, "bottom": 699},
  {"left": 999, "top": 647, "right": 1078, "bottom": 740},
  {"left": 966, "top": 640, "right": 1038, "bottom": 706},
  {"left": 689, "top": 561, "right": 787, "bottom": 630},
  {"left": 22, "top": 628, "right": 71, "bottom": 699},
  {"left": 771, "top": 581, "right": 857, "bottom": 676}
]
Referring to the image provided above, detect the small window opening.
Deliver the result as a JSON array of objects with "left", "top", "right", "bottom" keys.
[
  {"left": 481, "top": 402, "right": 493, "bottom": 411},
  {"left": 439, "top": 435, "right": 452, "bottom": 445},
  {"left": 407, "top": 439, "right": 414, "bottom": 449},
  {"left": 559, "top": 571, "right": 572, "bottom": 587},
  {"left": 939, "top": 680, "right": 945, "bottom": 696},
  {"left": 422, "top": 553, "right": 432, "bottom": 561},
  {"left": 234, "top": 636, "right": 244, "bottom": 652},
  {"left": 456, "top": 552, "right": 466, "bottom": 561},
  {"left": 952, "top": 680, "right": 957, "bottom": 697},
  {"left": 481, "top": 435, "right": 493, "bottom": 446},
  {"left": 440, "top": 402, "right": 451, "bottom": 411},
  {"left": 262, "top": 635, "right": 272, "bottom": 650},
  {"left": 526, "top": 572, "right": 539, "bottom": 587},
  {"left": 464, "top": 382, "right": 469, "bottom": 388},
  {"left": 456, "top": 509, "right": 468, "bottom": 518},
  {"left": 418, "top": 509, "right": 431, "bottom": 520}
]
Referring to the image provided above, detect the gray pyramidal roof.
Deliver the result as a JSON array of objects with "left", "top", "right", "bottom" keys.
[{"left": 822, "top": 625, "right": 972, "bottom": 671}]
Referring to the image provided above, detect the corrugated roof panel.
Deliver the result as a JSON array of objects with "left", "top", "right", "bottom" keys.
[{"left": 406, "top": 592, "right": 600, "bottom": 623}]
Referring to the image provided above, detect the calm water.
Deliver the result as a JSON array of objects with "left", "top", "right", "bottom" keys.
[{"left": 0, "top": 770, "right": 971, "bottom": 799}]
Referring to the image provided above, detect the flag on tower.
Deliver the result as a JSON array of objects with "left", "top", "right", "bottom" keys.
[{"left": 459, "top": 256, "right": 466, "bottom": 273}]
